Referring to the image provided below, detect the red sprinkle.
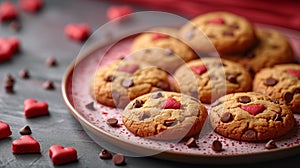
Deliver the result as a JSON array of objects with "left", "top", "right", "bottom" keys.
[
  {"left": 190, "top": 65, "right": 207, "bottom": 75},
  {"left": 107, "top": 5, "right": 133, "bottom": 21},
  {"left": 19, "top": 0, "right": 43, "bottom": 13},
  {"left": 241, "top": 104, "right": 266, "bottom": 115},
  {"left": 23, "top": 98, "right": 49, "bottom": 118},
  {"left": 152, "top": 33, "right": 169, "bottom": 41},
  {"left": 0, "top": 120, "right": 12, "bottom": 139},
  {"left": 12, "top": 135, "right": 40, "bottom": 153},
  {"left": 209, "top": 17, "right": 225, "bottom": 24},
  {"left": 64, "top": 23, "right": 90, "bottom": 42},
  {"left": 49, "top": 145, "right": 78, "bottom": 165},
  {"left": 0, "top": 1, "right": 18, "bottom": 21},
  {"left": 161, "top": 97, "right": 181, "bottom": 109},
  {"left": 287, "top": 69, "right": 300, "bottom": 79}
]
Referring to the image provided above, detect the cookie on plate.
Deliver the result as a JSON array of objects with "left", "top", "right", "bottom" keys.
[
  {"left": 130, "top": 27, "right": 198, "bottom": 73},
  {"left": 179, "top": 11, "right": 257, "bottom": 54},
  {"left": 210, "top": 92, "right": 295, "bottom": 141},
  {"left": 122, "top": 91, "right": 208, "bottom": 140},
  {"left": 173, "top": 57, "right": 252, "bottom": 104},
  {"left": 253, "top": 64, "right": 300, "bottom": 113},
  {"left": 221, "top": 28, "right": 295, "bottom": 74},
  {"left": 90, "top": 59, "right": 171, "bottom": 108}
]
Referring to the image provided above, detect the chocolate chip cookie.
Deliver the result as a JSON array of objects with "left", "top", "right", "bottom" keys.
[
  {"left": 173, "top": 57, "right": 252, "bottom": 104},
  {"left": 130, "top": 27, "right": 198, "bottom": 73},
  {"left": 221, "top": 28, "right": 295, "bottom": 73},
  {"left": 122, "top": 91, "right": 208, "bottom": 140},
  {"left": 210, "top": 92, "right": 295, "bottom": 141},
  {"left": 90, "top": 59, "right": 171, "bottom": 108},
  {"left": 179, "top": 11, "right": 257, "bottom": 54},
  {"left": 253, "top": 64, "right": 300, "bottom": 113}
]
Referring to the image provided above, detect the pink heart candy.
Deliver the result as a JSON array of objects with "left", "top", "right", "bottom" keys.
[
  {"left": 209, "top": 17, "right": 225, "bottom": 24},
  {"left": 287, "top": 69, "right": 300, "bottom": 79},
  {"left": 0, "top": 1, "right": 18, "bottom": 21},
  {"left": 107, "top": 5, "right": 133, "bottom": 21},
  {"left": 241, "top": 104, "right": 266, "bottom": 115},
  {"left": 19, "top": 0, "right": 43, "bottom": 13},
  {"left": 49, "top": 145, "right": 78, "bottom": 165},
  {"left": 190, "top": 65, "right": 207, "bottom": 75},
  {"left": 161, "top": 97, "right": 181, "bottom": 109},
  {"left": 24, "top": 98, "right": 49, "bottom": 118},
  {"left": 12, "top": 135, "right": 40, "bottom": 153},
  {"left": 64, "top": 23, "right": 90, "bottom": 42},
  {"left": 0, "top": 120, "right": 12, "bottom": 139},
  {"left": 0, "top": 37, "right": 20, "bottom": 62}
]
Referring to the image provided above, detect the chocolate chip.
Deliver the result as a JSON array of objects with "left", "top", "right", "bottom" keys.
[
  {"left": 112, "top": 153, "right": 125, "bottom": 165},
  {"left": 207, "top": 34, "right": 216, "bottom": 38},
  {"left": 122, "top": 79, "right": 134, "bottom": 88},
  {"left": 246, "top": 52, "right": 256, "bottom": 58},
  {"left": 229, "top": 23, "right": 239, "bottom": 29},
  {"left": 244, "top": 130, "right": 256, "bottom": 139},
  {"left": 141, "top": 113, "right": 150, "bottom": 120},
  {"left": 19, "top": 69, "right": 30, "bottom": 79},
  {"left": 264, "top": 78, "right": 278, "bottom": 86},
  {"left": 152, "top": 92, "right": 163, "bottom": 99},
  {"left": 5, "top": 83, "right": 14, "bottom": 94},
  {"left": 223, "top": 31, "right": 234, "bottom": 36},
  {"left": 211, "top": 140, "right": 223, "bottom": 152},
  {"left": 226, "top": 75, "right": 238, "bottom": 84},
  {"left": 220, "top": 112, "right": 233, "bottom": 123},
  {"left": 284, "top": 92, "right": 293, "bottom": 103},
  {"left": 105, "top": 75, "right": 115, "bottom": 82},
  {"left": 106, "top": 118, "right": 118, "bottom": 127},
  {"left": 164, "top": 119, "right": 176, "bottom": 127},
  {"left": 155, "top": 81, "right": 169, "bottom": 90},
  {"left": 186, "top": 137, "right": 198, "bottom": 148},
  {"left": 46, "top": 57, "right": 57, "bottom": 67},
  {"left": 238, "top": 96, "right": 251, "bottom": 103},
  {"left": 4, "top": 74, "right": 15, "bottom": 84},
  {"left": 271, "top": 45, "right": 279, "bottom": 49},
  {"left": 274, "top": 113, "right": 283, "bottom": 122},
  {"left": 185, "top": 30, "right": 194, "bottom": 40},
  {"left": 165, "top": 48, "right": 174, "bottom": 56},
  {"left": 85, "top": 102, "right": 96, "bottom": 111},
  {"left": 294, "top": 88, "right": 300, "bottom": 94},
  {"left": 19, "top": 125, "right": 32, "bottom": 135},
  {"left": 99, "top": 149, "right": 112, "bottom": 159},
  {"left": 265, "top": 140, "right": 277, "bottom": 149},
  {"left": 42, "top": 80, "right": 55, "bottom": 90},
  {"left": 132, "top": 100, "right": 144, "bottom": 108}
]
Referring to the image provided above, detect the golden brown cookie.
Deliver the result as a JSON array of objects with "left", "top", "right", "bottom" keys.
[
  {"left": 210, "top": 92, "right": 295, "bottom": 141},
  {"left": 130, "top": 27, "right": 198, "bottom": 73},
  {"left": 122, "top": 91, "right": 208, "bottom": 140},
  {"left": 221, "top": 28, "right": 295, "bottom": 74},
  {"left": 253, "top": 64, "right": 300, "bottom": 113},
  {"left": 179, "top": 11, "right": 257, "bottom": 54},
  {"left": 173, "top": 57, "right": 252, "bottom": 104},
  {"left": 90, "top": 59, "right": 171, "bottom": 108}
]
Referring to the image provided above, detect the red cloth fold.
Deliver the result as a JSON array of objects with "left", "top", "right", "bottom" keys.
[{"left": 110, "top": 0, "right": 300, "bottom": 31}]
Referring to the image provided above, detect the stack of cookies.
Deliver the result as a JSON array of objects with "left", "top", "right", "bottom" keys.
[{"left": 90, "top": 11, "right": 298, "bottom": 142}]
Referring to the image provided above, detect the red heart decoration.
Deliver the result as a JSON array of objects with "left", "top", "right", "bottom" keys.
[
  {"left": 0, "top": 1, "right": 18, "bottom": 21},
  {"left": 152, "top": 33, "right": 170, "bottom": 41},
  {"left": 0, "top": 120, "right": 12, "bottom": 139},
  {"left": 241, "top": 104, "right": 266, "bottom": 115},
  {"left": 24, "top": 98, "right": 49, "bottom": 118},
  {"left": 118, "top": 64, "right": 139, "bottom": 73},
  {"left": 12, "top": 135, "right": 40, "bottom": 153},
  {"left": 106, "top": 5, "right": 133, "bottom": 21},
  {"left": 0, "top": 37, "right": 20, "bottom": 63},
  {"left": 209, "top": 17, "right": 225, "bottom": 24},
  {"left": 190, "top": 65, "right": 207, "bottom": 75},
  {"left": 161, "top": 97, "right": 181, "bottom": 109},
  {"left": 49, "top": 145, "right": 78, "bottom": 165},
  {"left": 64, "top": 24, "right": 90, "bottom": 42},
  {"left": 19, "top": 0, "right": 43, "bottom": 13},
  {"left": 287, "top": 69, "right": 300, "bottom": 79}
]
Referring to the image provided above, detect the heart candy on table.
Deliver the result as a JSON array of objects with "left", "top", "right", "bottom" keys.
[
  {"left": 12, "top": 135, "right": 40, "bottom": 153},
  {"left": 0, "top": 1, "right": 18, "bottom": 21},
  {"left": 106, "top": 5, "right": 133, "bottom": 21},
  {"left": 287, "top": 69, "right": 300, "bottom": 79},
  {"left": 161, "top": 97, "right": 181, "bottom": 109},
  {"left": 23, "top": 98, "right": 49, "bottom": 118},
  {"left": 0, "top": 37, "right": 20, "bottom": 63},
  {"left": 19, "top": 0, "right": 43, "bottom": 13},
  {"left": 241, "top": 104, "right": 266, "bottom": 115},
  {"left": 49, "top": 145, "right": 78, "bottom": 165},
  {"left": 64, "top": 23, "right": 90, "bottom": 42},
  {"left": 190, "top": 65, "right": 207, "bottom": 75},
  {"left": 0, "top": 120, "right": 12, "bottom": 139}
]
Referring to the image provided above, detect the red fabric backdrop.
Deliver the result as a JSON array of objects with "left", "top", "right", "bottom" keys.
[{"left": 111, "top": 0, "right": 300, "bottom": 31}]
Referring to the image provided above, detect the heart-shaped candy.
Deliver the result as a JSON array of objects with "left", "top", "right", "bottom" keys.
[
  {"left": 106, "top": 5, "right": 133, "bottom": 21},
  {"left": 24, "top": 99, "right": 49, "bottom": 118},
  {"left": 0, "top": 120, "right": 12, "bottom": 139},
  {"left": 209, "top": 17, "right": 225, "bottom": 24},
  {"left": 241, "top": 104, "right": 266, "bottom": 115},
  {"left": 161, "top": 97, "right": 181, "bottom": 109},
  {"left": 190, "top": 65, "right": 207, "bottom": 75},
  {"left": 64, "top": 24, "right": 90, "bottom": 42},
  {"left": 49, "top": 145, "right": 78, "bottom": 165},
  {"left": 0, "top": 1, "right": 18, "bottom": 21},
  {"left": 19, "top": 0, "right": 43, "bottom": 13},
  {"left": 0, "top": 37, "right": 20, "bottom": 63},
  {"left": 12, "top": 135, "right": 40, "bottom": 153},
  {"left": 152, "top": 33, "right": 169, "bottom": 41},
  {"left": 287, "top": 69, "right": 300, "bottom": 79}
]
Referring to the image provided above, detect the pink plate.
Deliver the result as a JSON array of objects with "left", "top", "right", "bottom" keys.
[{"left": 62, "top": 23, "right": 300, "bottom": 164}]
